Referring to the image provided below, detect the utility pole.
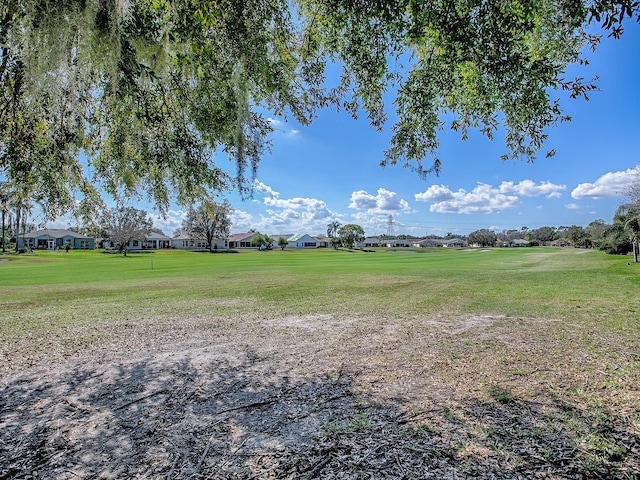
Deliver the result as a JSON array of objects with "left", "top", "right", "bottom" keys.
[{"left": 386, "top": 214, "right": 395, "bottom": 238}]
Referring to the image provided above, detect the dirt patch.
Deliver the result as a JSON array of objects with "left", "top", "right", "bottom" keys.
[{"left": 1, "top": 313, "right": 638, "bottom": 479}]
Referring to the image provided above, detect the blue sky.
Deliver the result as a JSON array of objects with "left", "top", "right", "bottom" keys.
[{"left": 52, "top": 25, "right": 640, "bottom": 238}]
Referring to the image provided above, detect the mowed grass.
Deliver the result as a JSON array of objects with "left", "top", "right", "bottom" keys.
[
  {"left": 2, "top": 247, "right": 639, "bottom": 474},
  {"left": 1, "top": 247, "right": 638, "bottom": 334}
]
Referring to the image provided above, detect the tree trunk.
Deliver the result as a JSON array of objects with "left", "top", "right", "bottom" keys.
[
  {"left": 634, "top": 242, "right": 639, "bottom": 263},
  {"left": 1, "top": 209, "right": 5, "bottom": 253},
  {"left": 14, "top": 206, "right": 20, "bottom": 252}
]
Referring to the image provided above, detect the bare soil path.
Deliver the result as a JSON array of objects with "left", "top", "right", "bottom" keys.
[{"left": 1, "top": 313, "right": 638, "bottom": 479}]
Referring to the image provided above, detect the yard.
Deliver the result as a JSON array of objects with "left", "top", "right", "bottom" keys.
[{"left": 1, "top": 247, "right": 639, "bottom": 478}]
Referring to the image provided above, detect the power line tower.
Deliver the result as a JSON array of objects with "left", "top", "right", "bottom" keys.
[{"left": 386, "top": 214, "right": 395, "bottom": 238}]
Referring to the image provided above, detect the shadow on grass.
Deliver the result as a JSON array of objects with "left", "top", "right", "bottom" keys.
[{"left": 1, "top": 353, "right": 638, "bottom": 479}]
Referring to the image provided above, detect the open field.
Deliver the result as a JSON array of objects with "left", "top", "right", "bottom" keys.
[{"left": 1, "top": 247, "right": 639, "bottom": 479}]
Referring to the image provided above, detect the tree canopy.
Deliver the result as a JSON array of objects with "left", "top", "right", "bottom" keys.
[
  {"left": 2, "top": 1, "right": 638, "bottom": 218},
  {"left": 251, "top": 233, "right": 274, "bottom": 251},
  {"left": 338, "top": 223, "right": 365, "bottom": 249},
  {"left": 102, "top": 205, "right": 153, "bottom": 254},
  {"left": 468, "top": 228, "right": 497, "bottom": 247},
  {"left": 182, "top": 199, "right": 232, "bottom": 252}
]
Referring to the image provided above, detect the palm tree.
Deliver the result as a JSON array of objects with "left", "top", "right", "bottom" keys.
[
  {"left": 10, "top": 190, "right": 34, "bottom": 253},
  {"left": 327, "top": 221, "right": 341, "bottom": 249},
  {"left": 611, "top": 203, "right": 640, "bottom": 263},
  {"left": 0, "top": 186, "right": 9, "bottom": 253}
]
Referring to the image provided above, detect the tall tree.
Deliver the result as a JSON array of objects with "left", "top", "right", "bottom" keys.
[
  {"left": 338, "top": 224, "right": 365, "bottom": 249},
  {"left": 251, "top": 233, "right": 274, "bottom": 251},
  {"left": 611, "top": 204, "right": 640, "bottom": 263},
  {"left": 468, "top": 229, "right": 497, "bottom": 247},
  {"left": 182, "top": 200, "right": 232, "bottom": 252},
  {"left": 530, "top": 226, "right": 557, "bottom": 244},
  {"left": 9, "top": 187, "right": 34, "bottom": 252},
  {"left": 586, "top": 219, "right": 608, "bottom": 248},
  {"left": 327, "top": 221, "right": 341, "bottom": 249},
  {"left": 626, "top": 166, "right": 640, "bottom": 204},
  {"left": 1, "top": 1, "right": 638, "bottom": 216},
  {"left": 563, "top": 225, "right": 589, "bottom": 248},
  {"left": 0, "top": 183, "right": 10, "bottom": 253},
  {"left": 103, "top": 205, "right": 153, "bottom": 255}
]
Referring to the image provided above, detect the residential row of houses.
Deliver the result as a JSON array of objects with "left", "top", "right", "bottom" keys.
[{"left": 17, "top": 229, "right": 480, "bottom": 251}]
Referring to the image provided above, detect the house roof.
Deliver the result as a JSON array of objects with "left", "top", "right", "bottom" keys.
[
  {"left": 443, "top": 238, "right": 467, "bottom": 244},
  {"left": 172, "top": 234, "right": 206, "bottom": 241},
  {"left": 23, "top": 228, "right": 91, "bottom": 239},
  {"left": 288, "top": 233, "right": 316, "bottom": 242},
  {"left": 228, "top": 232, "right": 259, "bottom": 242},
  {"left": 314, "top": 235, "right": 330, "bottom": 242},
  {"left": 417, "top": 239, "right": 441, "bottom": 245},
  {"left": 146, "top": 232, "right": 171, "bottom": 240},
  {"left": 271, "top": 233, "right": 293, "bottom": 240}
]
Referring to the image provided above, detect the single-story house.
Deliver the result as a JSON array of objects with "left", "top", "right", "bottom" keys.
[
  {"left": 17, "top": 228, "right": 95, "bottom": 250},
  {"left": 171, "top": 234, "right": 227, "bottom": 250},
  {"left": 384, "top": 239, "right": 414, "bottom": 248},
  {"left": 104, "top": 232, "right": 172, "bottom": 250},
  {"left": 314, "top": 235, "right": 330, "bottom": 248},
  {"left": 510, "top": 239, "right": 530, "bottom": 247},
  {"left": 442, "top": 238, "right": 468, "bottom": 248},
  {"left": 143, "top": 232, "right": 172, "bottom": 249},
  {"left": 227, "top": 232, "right": 262, "bottom": 249},
  {"left": 414, "top": 239, "right": 442, "bottom": 248},
  {"left": 287, "top": 233, "right": 317, "bottom": 248},
  {"left": 359, "top": 237, "right": 381, "bottom": 248}
]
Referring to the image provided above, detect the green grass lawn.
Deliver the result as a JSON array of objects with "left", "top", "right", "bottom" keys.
[
  {"left": 1, "top": 246, "right": 638, "bottom": 331},
  {"left": 2, "top": 247, "right": 639, "bottom": 476}
]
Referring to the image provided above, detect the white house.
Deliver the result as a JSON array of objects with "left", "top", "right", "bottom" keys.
[
  {"left": 510, "top": 239, "right": 530, "bottom": 247},
  {"left": 359, "top": 237, "right": 381, "bottom": 248},
  {"left": 442, "top": 238, "right": 468, "bottom": 248},
  {"left": 171, "top": 234, "right": 227, "bottom": 250},
  {"left": 227, "top": 232, "right": 262, "bottom": 249},
  {"left": 143, "top": 232, "right": 172, "bottom": 249},
  {"left": 104, "top": 231, "right": 172, "bottom": 250},
  {"left": 314, "top": 235, "right": 330, "bottom": 248},
  {"left": 287, "top": 233, "right": 317, "bottom": 248},
  {"left": 414, "top": 239, "right": 442, "bottom": 248},
  {"left": 384, "top": 239, "right": 414, "bottom": 248}
]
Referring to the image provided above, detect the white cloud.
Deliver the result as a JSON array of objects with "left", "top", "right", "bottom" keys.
[
  {"left": 499, "top": 180, "right": 566, "bottom": 198},
  {"left": 349, "top": 188, "right": 410, "bottom": 213},
  {"left": 415, "top": 183, "right": 519, "bottom": 214},
  {"left": 248, "top": 179, "right": 341, "bottom": 233},
  {"left": 571, "top": 167, "right": 639, "bottom": 199},
  {"left": 414, "top": 184, "right": 454, "bottom": 202},
  {"left": 151, "top": 209, "right": 187, "bottom": 236},
  {"left": 414, "top": 179, "right": 565, "bottom": 214},
  {"left": 267, "top": 117, "right": 300, "bottom": 137},
  {"left": 230, "top": 209, "right": 255, "bottom": 231},
  {"left": 253, "top": 180, "right": 279, "bottom": 200},
  {"left": 565, "top": 203, "right": 580, "bottom": 210}
]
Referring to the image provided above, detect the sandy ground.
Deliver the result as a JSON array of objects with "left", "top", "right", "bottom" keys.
[{"left": 1, "top": 313, "right": 638, "bottom": 479}]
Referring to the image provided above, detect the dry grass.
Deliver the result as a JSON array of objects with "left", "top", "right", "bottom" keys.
[{"left": 1, "top": 248, "right": 639, "bottom": 478}]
